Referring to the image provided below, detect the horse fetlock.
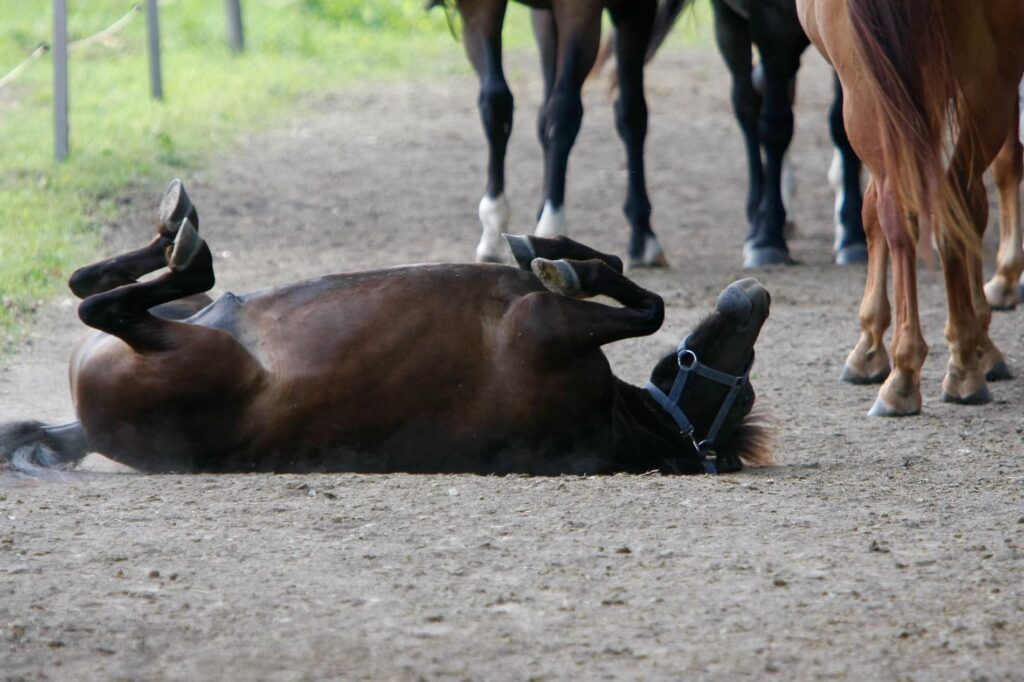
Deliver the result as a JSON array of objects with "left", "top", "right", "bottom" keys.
[
  {"left": 983, "top": 273, "right": 1019, "bottom": 311},
  {"left": 476, "top": 194, "right": 510, "bottom": 263},
  {"left": 628, "top": 233, "right": 668, "bottom": 270}
]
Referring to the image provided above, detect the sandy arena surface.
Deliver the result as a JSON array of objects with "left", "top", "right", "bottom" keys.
[{"left": 1, "top": 46, "right": 1023, "bottom": 680}]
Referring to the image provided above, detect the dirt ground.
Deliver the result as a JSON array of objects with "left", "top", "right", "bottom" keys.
[{"left": 2, "top": 46, "right": 1023, "bottom": 681}]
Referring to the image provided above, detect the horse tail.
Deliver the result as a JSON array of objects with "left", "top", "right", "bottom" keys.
[
  {"left": 0, "top": 421, "right": 88, "bottom": 475},
  {"left": 589, "top": 0, "right": 695, "bottom": 88},
  {"left": 846, "top": 1, "right": 978, "bottom": 252}
]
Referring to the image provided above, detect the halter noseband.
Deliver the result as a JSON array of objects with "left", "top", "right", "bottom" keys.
[{"left": 644, "top": 335, "right": 753, "bottom": 474}]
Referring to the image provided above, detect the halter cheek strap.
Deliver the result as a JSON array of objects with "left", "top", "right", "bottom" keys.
[{"left": 644, "top": 336, "right": 752, "bottom": 474}]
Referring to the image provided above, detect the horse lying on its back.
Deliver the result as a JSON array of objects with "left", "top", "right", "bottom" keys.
[{"left": 1, "top": 181, "right": 772, "bottom": 475}]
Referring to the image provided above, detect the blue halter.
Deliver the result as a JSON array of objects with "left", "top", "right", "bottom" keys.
[{"left": 644, "top": 335, "right": 753, "bottom": 474}]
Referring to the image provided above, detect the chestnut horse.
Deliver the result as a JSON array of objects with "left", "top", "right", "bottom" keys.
[
  {"left": 432, "top": 0, "right": 670, "bottom": 268},
  {"left": 0, "top": 182, "right": 771, "bottom": 475},
  {"left": 602, "top": 0, "right": 868, "bottom": 268},
  {"left": 798, "top": 0, "right": 1024, "bottom": 415}
]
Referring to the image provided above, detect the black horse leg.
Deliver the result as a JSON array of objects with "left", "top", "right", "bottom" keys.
[
  {"left": 532, "top": 8, "right": 557, "bottom": 222},
  {"left": 534, "top": 5, "right": 602, "bottom": 240},
  {"left": 503, "top": 233, "right": 623, "bottom": 273},
  {"left": 712, "top": 1, "right": 763, "bottom": 242},
  {"left": 77, "top": 223, "right": 215, "bottom": 352},
  {"left": 608, "top": 0, "right": 666, "bottom": 268},
  {"left": 828, "top": 71, "right": 867, "bottom": 264},
  {"left": 743, "top": 43, "right": 802, "bottom": 267},
  {"left": 460, "top": 0, "right": 514, "bottom": 263}
]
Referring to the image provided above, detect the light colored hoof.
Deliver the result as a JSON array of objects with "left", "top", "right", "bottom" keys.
[
  {"left": 983, "top": 277, "right": 1019, "bottom": 311},
  {"left": 839, "top": 364, "right": 889, "bottom": 385},
  {"left": 628, "top": 234, "right": 669, "bottom": 269},
  {"left": 867, "top": 396, "right": 920, "bottom": 417},
  {"left": 535, "top": 201, "right": 567, "bottom": 239},
  {"left": 158, "top": 178, "right": 194, "bottom": 237},
  {"left": 743, "top": 243, "right": 794, "bottom": 269},
  {"left": 169, "top": 218, "right": 203, "bottom": 271},
  {"left": 477, "top": 194, "right": 511, "bottom": 263},
  {"left": 531, "top": 258, "right": 581, "bottom": 297},
  {"left": 502, "top": 234, "right": 536, "bottom": 271},
  {"left": 835, "top": 243, "right": 868, "bottom": 266},
  {"left": 941, "top": 385, "right": 993, "bottom": 405}
]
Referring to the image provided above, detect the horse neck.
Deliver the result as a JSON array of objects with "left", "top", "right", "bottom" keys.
[{"left": 610, "top": 379, "right": 699, "bottom": 474}]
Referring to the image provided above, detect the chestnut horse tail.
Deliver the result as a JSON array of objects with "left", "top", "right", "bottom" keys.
[
  {"left": 846, "top": 0, "right": 978, "bottom": 253},
  {"left": 0, "top": 420, "right": 88, "bottom": 475}
]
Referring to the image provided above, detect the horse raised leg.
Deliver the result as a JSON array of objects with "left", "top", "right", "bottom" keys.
[
  {"left": 608, "top": 0, "right": 666, "bottom": 267},
  {"left": 504, "top": 233, "right": 623, "bottom": 273},
  {"left": 460, "top": 0, "right": 514, "bottom": 263},
  {"left": 827, "top": 72, "right": 867, "bottom": 264},
  {"left": 983, "top": 111, "right": 1023, "bottom": 311}
]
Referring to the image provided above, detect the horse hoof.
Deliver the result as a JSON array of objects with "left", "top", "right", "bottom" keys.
[
  {"left": 158, "top": 179, "right": 195, "bottom": 236},
  {"left": 839, "top": 364, "right": 889, "bottom": 385},
  {"left": 742, "top": 244, "right": 794, "bottom": 269},
  {"left": 835, "top": 243, "right": 868, "bottom": 266},
  {"left": 941, "top": 385, "right": 992, "bottom": 405},
  {"left": 627, "top": 235, "right": 669, "bottom": 269},
  {"left": 867, "top": 396, "right": 920, "bottom": 417},
  {"left": 531, "top": 258, "right": 581, "bottom": 297},
  {"left": 169, "top": 218, "right": 203, "bottom": 271},
  {"left": 985, "top": 360, "right": 1013, "bottom": 382},
  {"left": 502, "top": 234, "right": 536, "bottom": 271},
  {"left": 983, "top": 277, "right": 1019, "bottom": 311}
]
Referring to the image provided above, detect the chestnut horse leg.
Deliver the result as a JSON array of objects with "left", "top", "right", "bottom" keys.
[
  {"left": 841, "top": 179, "right": 891, "bottom": 384},
  {"left": 76, "top": 222, "right": 215, "bottom": 353},
  {"left": 460, "top": 0, "right": 514, "bottom": 263},
  {"left": 534, "top": 3, "right": 602, "bottom": 241},
  {"left": 504, "top": 234, "right": 623, "bottom": 274},
  {"left": 68, "top": 179, "right": 198, "bottom": 298},
  {"left": 608, "top": 0, "right": 666, "bottom": 268},
  {"left": 827, "top": 72, "right": 867, "bottom": 265},
  {"left": 983, "top": 110, "right": 1023, "bottom": 311},
  {"left": 869, "top": 180, "right": 926, "bottom": 416}
]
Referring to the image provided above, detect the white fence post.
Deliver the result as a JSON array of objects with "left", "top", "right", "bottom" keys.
[{"left": 53, "top": 0, "right": 69, "bottom": 160}]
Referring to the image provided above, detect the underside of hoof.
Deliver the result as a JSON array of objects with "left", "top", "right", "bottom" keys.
[
  {"left": 867, "top": 396, "right": 920, "bottom": 417},
  {"left": 942, "top": 385, "right": 993, "bottom": 405},
  {"left": 627, "top": 234, "right": 669, "bottom": 269},
  {"left": 158, "top": 178, "right": 196, "bottom": 236},
  {"left": 985, "top": 359, "right": 1013, "bottom": 382},
  {"left": 839, "top": 364, "right": 889, "bottom": 385},
  {"left": 169, "top": 218, "right": 203, "bottom": 271},
  {"left": 835, "top": 243, "right": 868, "bottom": 266},
  {"left": 743, "top": 244, "right": 795, "bottom": 269},
  {"left": 502, "top": 233, "right": 536, "bottom": 271},
  {"left": 531, "top": 258, "right": 581, "bottom": 297}
]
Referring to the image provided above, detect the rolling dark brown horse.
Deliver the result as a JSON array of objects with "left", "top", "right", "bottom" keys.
[
  {"left": 0, "top": 181, "right": 771, "bottom": 476},
  {"left": 432, "top": 0, "right": 670, "bottom": 267},
  {"left": 799, "top": 0, "right": 1024, "bottom": 415}
]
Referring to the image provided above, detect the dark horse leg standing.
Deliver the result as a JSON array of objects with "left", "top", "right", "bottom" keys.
[
  {"left": 456, "top": 0, "right": 667, "bottom": 268},
  {"left": 1, "top": 183, "right": 771, "bottom": 475}
]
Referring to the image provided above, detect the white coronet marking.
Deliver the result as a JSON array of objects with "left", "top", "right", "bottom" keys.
[
  {"left": 535, "top": 201, "right": 568, "bottom": 239},
  {"left": 476, "top": 194, "right": 510, "bottom": 262},
  {"left": 643, "top": 234, "right": 664, "bottom": 264},
  {"left": 828, "top": 148, "right": 846, "bottom": 252}
]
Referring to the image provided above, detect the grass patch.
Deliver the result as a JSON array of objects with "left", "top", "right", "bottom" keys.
[{"left": 0, "top": 0, "right": 710, "bottom": 345}]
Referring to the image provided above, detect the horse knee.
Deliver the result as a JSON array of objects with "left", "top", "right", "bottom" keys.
[
  {"left": 479, "top": 78, "right": 513, "bottom": 147},
  {"left": 78, "top": 294, "right": 124, "bottom": 333},
  {"left": 543, "top": 90, "right": 584, "bottom": 154},
  {"left": 614, "top": 93, "right": 648, "bottom": 142}
]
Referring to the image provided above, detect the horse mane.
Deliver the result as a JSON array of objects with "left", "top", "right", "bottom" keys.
[
  {"left": 846, "top": 0, "right": 979, "bottom": 254},
  {"left": 715, "top": 409, "right": 774, "bottom": 468}
]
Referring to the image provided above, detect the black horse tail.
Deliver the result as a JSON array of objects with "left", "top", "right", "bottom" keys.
[
  {"left": 590, "top": 0, "right": 697, "bottom": 88},
  {"left": 646, "top": 0, "right": 698, "bottom": 63},
  {"left": 0, "top": 421, "right": 89, "bottom": 475}
]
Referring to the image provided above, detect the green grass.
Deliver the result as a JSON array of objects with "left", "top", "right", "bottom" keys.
[{"left": 0, "top": 0, "right": 710, "bottom": 346}]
